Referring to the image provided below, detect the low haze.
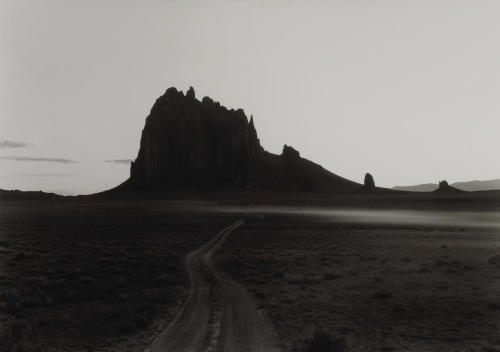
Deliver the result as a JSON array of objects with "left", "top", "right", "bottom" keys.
[{"left": 1, "top": 0, "right": 499, "bottom": 195}]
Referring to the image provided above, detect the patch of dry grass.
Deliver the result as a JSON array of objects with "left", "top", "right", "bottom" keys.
[
  {"left": 219, "top": 216, "right": 500, "bottom": 351},
  {"left": 0, "top": 200, "right": 230, "bottom": 352}
]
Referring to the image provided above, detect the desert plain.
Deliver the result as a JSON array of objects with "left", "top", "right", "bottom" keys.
[{"left": 0, "top": 193, "right": 499, "bottom": 352}]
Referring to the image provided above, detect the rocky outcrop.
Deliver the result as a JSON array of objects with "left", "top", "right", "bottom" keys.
[
  {"left": 364, "top": 173, "right": 375, "bottom": 190},
  {"left": 281, "top": 145, "right": 300, "bottom": 161},
  {"left": 434, "top": 180, "right": 464, "bottom": 193},
  {"left": 128, "top": 87, "right": 361, "bottom": 192},
  {"left": 439, "top": 180, "right": 449, "bottom": 188}
]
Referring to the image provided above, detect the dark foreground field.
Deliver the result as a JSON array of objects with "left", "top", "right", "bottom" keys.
[
  {"left": 0, "top": 200, "right": 233, "bottom": 352},
  {"left": 1, "top": 197, "right": 499, "bottom": 352},
  {"left": 219, "top": 215, "right": 500, "bottom": 351}
]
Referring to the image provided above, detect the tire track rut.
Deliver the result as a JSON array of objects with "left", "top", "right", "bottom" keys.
[{"left": 147, "top": 220, "right": 280, "bottom": 352}]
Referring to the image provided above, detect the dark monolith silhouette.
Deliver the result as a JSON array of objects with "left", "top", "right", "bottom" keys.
[
  {"left": 130, "top": 87, "right": 261, "bottom": 187},
  {"left": 126, "top": 87, "right": 361, "bottom": 192}
]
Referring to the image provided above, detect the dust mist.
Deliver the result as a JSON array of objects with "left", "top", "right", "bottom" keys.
[{"left": 212, "top": 205, "right": 500, "bottom": 229}]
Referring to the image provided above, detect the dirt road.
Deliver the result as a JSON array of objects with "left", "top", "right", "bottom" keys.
[{"left": 147, "top": 220, "right": 280, "bottom": 352}]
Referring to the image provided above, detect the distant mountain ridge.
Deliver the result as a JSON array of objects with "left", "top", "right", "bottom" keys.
[
  {"left": 393, "top": 179, "right": 500, "bottom": 192},
  {"left": 120, "top": 87, "right": 362, "bottom": 193}
]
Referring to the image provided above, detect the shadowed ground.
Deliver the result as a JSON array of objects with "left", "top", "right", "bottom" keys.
[
  {"left": 219, "top": 215, "right": 500, "bottom": 351},
  {"left": 0, "top": 200, "right": 232, "bottom": 352},
  {"left": 1, "top": 197, "right": 500, "bottom": 351}
]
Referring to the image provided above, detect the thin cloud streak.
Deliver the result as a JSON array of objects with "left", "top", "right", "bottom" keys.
[
  {"left": 0, "top": 156, "right": 77, "bottom": 164},
  {"left": 105, "top": 159, "right": 133, "bottom": 164},
  {"left": 0, "top": 173, "right": 73, "bottom": 178},
  {"left": 0, "top": 140, "right": 33, "bottom": 148}
]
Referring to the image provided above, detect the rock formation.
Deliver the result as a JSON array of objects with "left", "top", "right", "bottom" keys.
[
  {"left": 434, "top": 180, "right": 464, "bottom": 193},
  {"left": 127, "top": 87, "right": 361, "bottom": 192},
  {"left": 282, "top": 145, "right": 300, "bottom": 161},
  {"left": 439, "top": 180, "right": 449, "bottom": 188},
  {"left": 364, "top": 173, "right": 375, "bottom": 190},
  {"left": 130, "top": 87, "right": 262, "bottom": 187}
]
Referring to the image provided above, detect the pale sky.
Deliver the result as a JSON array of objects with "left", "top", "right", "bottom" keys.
[{"left": 1, "top": 0, "right": 499, "bottom": 195}]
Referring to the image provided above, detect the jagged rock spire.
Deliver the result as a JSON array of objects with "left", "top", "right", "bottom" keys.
[
  {"left": 186, "top": 86, "right": 195, "bottom": 99},
  {"left": 364, "top": 173, "right": 375, "bottom": 190}
]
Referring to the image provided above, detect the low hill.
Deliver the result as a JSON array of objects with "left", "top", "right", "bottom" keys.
[
  {"left": 452, "top": 179, "right": 500, "bottom": 192},
  {"left": 392, "top": 183, "right": 439, "bottom": 192},
  {"left": 393, "top": 178, "right": 500, "bottom": 192},
  {"left": 0, "top": 189, "right": 61, "bottom": 201}
]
